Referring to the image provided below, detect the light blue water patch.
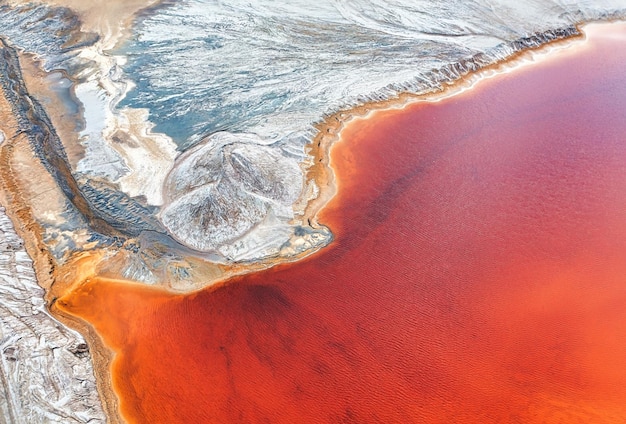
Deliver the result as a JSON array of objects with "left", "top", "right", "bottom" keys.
[
  {"left": 115, "top": 0, "right": 486, "bottom": 150},
  {"left": 116, "top": 0, "right": 626, "bottom": 152},
  {"left": 44, "top": 72, "right": 82, "bottom": 129}
]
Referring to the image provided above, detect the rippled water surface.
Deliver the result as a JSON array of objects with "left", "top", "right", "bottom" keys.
[
  {"left": 2, "top": 2, "right": 626, "bottom": 422},
  {"left": 61, "top": 23, "right": 626, "bottom": 423}
]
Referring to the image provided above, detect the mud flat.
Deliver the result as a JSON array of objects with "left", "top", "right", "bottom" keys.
[{"left": 54, "top": 22, "right": 626, "bottom": 423}]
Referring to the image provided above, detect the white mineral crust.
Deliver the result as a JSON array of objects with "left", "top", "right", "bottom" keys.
[
  {"left": 0, "top": 207, "right": 105, "bottom": 424},
  {"left": 160, "top": 132, "right": 303, "bottom": 258}
]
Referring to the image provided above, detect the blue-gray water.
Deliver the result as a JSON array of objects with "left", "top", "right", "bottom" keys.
[{"left": 118, "top": 0, "right": 626, "bottom": 151}]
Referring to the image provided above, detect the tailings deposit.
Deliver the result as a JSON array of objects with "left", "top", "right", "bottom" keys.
[{"left": 59, "top": 23, "right": 626, "bottom": 423}]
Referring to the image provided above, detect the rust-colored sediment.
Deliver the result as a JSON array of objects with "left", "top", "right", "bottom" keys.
[
  {"left": 0, "top": 54, "right": 124, "bottom": 424},
  {"left": 54, "top": 22, "right": 626, "bottom": 423},
  {"left": 0, "top": 2, "right": 166, "bottom": 422}
]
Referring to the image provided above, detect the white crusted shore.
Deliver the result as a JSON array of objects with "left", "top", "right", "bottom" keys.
[{"left": 0, "top": 206, "right": 105, "bottom": 423}]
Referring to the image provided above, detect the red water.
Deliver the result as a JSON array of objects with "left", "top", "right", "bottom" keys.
[{"left": 60, "top": 24, "right": 626, "bottom": 423}]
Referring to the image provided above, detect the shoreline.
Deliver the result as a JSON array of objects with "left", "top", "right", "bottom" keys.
[
  {"left": 51, "top": 17, "right": 626, "bottom": 421},
  {"left": 57, "top": 22, "right": 599, "bottom": 423},
  {"left": 45, "top": 16, "right": 590, "bottom": 306},
  {"left": 0, "top": 43, "right": 123, "bottom": 424},
  {"left": 0, "top": 10, "right": 622, "bottom": 422},
  {"left": 0, "top": 2, "right": 167, "bottom": 422},
  {"left": 299, "top": 22, "right": 593, "bottom": 230}
]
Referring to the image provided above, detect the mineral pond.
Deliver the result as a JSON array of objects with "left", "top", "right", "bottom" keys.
[{"left": 1, "top": 1, "right": 626, "bottom": 423}]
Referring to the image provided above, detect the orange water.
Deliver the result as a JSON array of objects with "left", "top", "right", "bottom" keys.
[{"left": 59, "top": 24, "right": 626, "bottom": 423}]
